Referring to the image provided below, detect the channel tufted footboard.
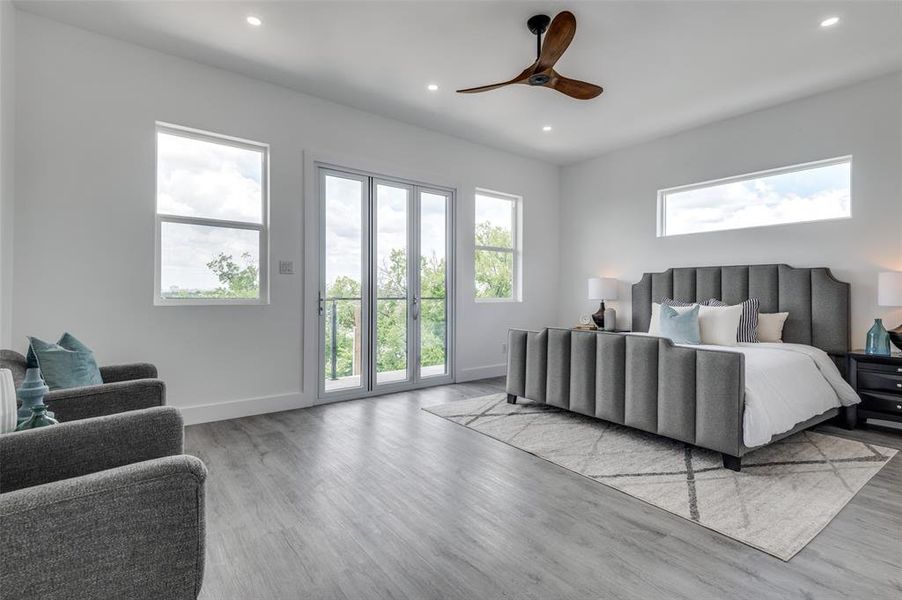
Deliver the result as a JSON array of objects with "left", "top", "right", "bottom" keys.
[{"left": 505, "top": 328, "right": 748, "bottom": 470}]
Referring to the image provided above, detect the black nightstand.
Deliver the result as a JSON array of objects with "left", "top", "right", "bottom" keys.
[{"left": 847, "top": 351, "right": 902, "bottom": 426}]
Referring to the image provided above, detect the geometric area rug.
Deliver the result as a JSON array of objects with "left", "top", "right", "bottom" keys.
[{"left": 423, "top": 394, "right": 897, "bottom": 560}]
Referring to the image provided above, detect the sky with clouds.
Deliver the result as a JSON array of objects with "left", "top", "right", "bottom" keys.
[
  {"left": 158, "top": 130, "right": 848, "bottom": 294},
  {"left": 157, "top": 131, "right": 519, "bottom": 297},
  {"left": 664, "top": 161, "right": 850, "bottom": 236},
  {"left": 157, "top": 132, "right": 264, "bottom": 293},
  {"left": 475, "top": 193, "right": 515, "bottom": 244},
  {"left": 324, "top": 175, "right": 448, "bottom": 296}
]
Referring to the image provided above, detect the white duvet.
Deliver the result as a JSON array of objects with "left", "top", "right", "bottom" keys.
[
  {"left": 631, "top": 334, "right": 860, "bottom": 447},
  {"left": 728, "top": 342, "right": 859, "bottom": 447}
]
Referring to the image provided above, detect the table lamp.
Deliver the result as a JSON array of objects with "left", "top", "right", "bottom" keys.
[
  {"left": 587, "top": 277, "right": 618, "bottom": 331},
  {"left": 878, "top": 271, "right": 902, "bottom": 353}
]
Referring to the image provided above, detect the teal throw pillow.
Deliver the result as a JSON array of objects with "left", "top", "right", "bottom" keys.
[
  {"left": 659, "top": 304, "right": 701, "bottom": 345},
  {"left": 27, "top": 333, "right": 104, "bottom": 390}
]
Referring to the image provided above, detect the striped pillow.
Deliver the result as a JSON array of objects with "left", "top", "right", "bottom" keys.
[
  {"left": 660, "top": 298, "right": 696, "bottom": 307},
  {"left": 705, "top": 298, "right": 760, "bottom": 343}
]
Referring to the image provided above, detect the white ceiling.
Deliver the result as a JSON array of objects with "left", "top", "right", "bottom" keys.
[{"left": 15, "top": 1, "right": 902, "bottom": 165}]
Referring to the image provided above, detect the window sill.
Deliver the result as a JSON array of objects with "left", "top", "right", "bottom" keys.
[
  {"left": 154, "top": 297, "right": 270, "bottom": 307},
  {"left": 474, "top": 298, "right": 522, "bottom": 304}
]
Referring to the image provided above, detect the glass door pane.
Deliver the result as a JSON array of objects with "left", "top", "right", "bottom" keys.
[
  {"left": 374, "top": 182, "right": 411, "bottom": 385},
  {"left": 419, "top": 190, "right": 449, "bottom": 378},
  {"left": 322, "top": 172, "right": 367, "bottom": 393},
  {"left": 319, "top": 166, "right": 453, "bottom": 400}
]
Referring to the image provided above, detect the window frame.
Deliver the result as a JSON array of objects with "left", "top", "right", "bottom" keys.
[
  {"left": 657, "top": 155, "right": 852, "bottom": 238},
  {"left": 154, "top": 122, "right": 270, "bottom": 306},
  {"left": 474, "top": 188, "right": 522, "bottom": 303}
]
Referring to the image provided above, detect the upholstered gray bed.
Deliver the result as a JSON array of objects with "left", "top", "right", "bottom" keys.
[{"left": 505, "top": 264, "right": 855, "bottom": 471}]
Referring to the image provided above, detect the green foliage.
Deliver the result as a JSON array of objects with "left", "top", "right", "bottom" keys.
[
  {"left": 325, "top": 248, "right": 447, "bottom": 382},
  {"left": 164, "top": 232, "right": 513, "bottom": 384},
  {"left": 323, "top": 222, "right": 515, "bottom": 382},
  {"left": 418, "top": 251, "right": 447, "bottom": 370},
  {"left": 475, "top": 220, "right": 513, "bottom": 248},
  {"left": 206, "top": 252, "right": 260, "bottom": 298},
  {"left": 324, "top": 275, "right": 362, "bottom": 381},
  {"left": 163, "top": 252, "right": 259, "bottom": 299},
  {"left": 474, "top": 222, "right": 514, "bottom": 299}
]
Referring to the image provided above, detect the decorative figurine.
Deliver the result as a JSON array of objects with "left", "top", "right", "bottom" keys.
[
  {"left": 16, "top": 368, "right": 52, "bottom": 425},
  {"left": 16, "top": 404, "right": 59, "bottom": 431}
]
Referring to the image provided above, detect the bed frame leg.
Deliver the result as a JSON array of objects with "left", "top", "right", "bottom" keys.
[
  {"left": 722, "top": 454, "right": 741, "bottom": 472},
  {"left": 506, "top": 393, "right": 517, "bottom": 404},
  {"left": 840, "top": 405, "right": 857, "bottom": 430}
]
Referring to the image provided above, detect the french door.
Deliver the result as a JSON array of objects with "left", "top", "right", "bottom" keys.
[{"left": 318, "top": 166, "right": 454, "bottom": 400}]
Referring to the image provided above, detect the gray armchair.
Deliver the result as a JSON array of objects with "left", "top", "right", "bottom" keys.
[
  {"left": 0, "top": 349, "right": 165, "bottom": 421},
  {"left": 0, "top": 407, "right": 206, "bottom": 600}
]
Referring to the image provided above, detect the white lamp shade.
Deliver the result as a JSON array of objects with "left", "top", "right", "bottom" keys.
[
  {"left": 878, "top": 271, "right": 902, "bottom": 307},
  {"left": 587, "top": 277, "right": 618, "bottom": 300}
]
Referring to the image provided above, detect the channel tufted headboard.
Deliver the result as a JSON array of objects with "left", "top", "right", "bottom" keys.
[{"left": 631, "top": 264, "right": 850, "bottom": 356}]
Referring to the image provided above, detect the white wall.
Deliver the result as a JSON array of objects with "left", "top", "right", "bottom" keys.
[
  {"left": 0, "top": 1, "right": 14, "bottom": 348},
  {"left": 12, "top": 12, "right": 560, "bottom": 422},
  {"left": 559, "top": 72, "right": 902, "bottom": 348},
  {"left": 13, "top": 10, "right": 901, "bottom": 427}
]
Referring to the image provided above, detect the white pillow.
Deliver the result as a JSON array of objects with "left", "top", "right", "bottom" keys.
[
  {"left": 757, "top": 312, "right": 789, "bottom": 343},
  {"left": 649, "top": 303, "right": 742, "bottom": 346},
  {"left": 695, "top": 304, "right": 743, "bottom": 346}
]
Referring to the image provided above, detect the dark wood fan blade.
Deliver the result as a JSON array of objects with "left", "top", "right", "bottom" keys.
[
  {"left": 457, "top": 67, "right": 532, "bottom": 94},
  {"left": 535, "top": 11, "right": 576, "bottom": 72},
  {"left": 547, "top": 72, "right": 603, "bottom": 99},
  {"left": 456, "top": 81, "right": 520, "bottom": 94}
]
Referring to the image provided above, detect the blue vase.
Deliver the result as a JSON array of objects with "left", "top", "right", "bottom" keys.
[{"left": 865, "top": 319, "right": 891, "bottom": 355}]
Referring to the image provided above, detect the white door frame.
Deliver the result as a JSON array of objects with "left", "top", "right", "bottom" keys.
[{"left": 312, "top": 161, "right": 456, "bottom": 403}]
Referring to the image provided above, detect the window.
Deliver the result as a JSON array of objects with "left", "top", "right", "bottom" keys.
[
  {"left": 474, "top": 190, "right": 521, "bottom": 301},
  {"left": 155, "top": 123, "right": 268, "bottom": 305},
  {"left": 658, "top": 156, "right": 851, "bottom": 237}
]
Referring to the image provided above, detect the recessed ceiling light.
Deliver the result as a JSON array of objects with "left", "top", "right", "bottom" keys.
[
  {"left": 246, "top": 15, "right": 262, "bottom": 27},
  {"left": 820, "top": 16, "right": 840, "bottom": 28},
  {"left": 542, "top": 125, "right": 552, "bottom": 132},
  {"left": 427, "top": 83, "right": 439, "bottom": 92}
]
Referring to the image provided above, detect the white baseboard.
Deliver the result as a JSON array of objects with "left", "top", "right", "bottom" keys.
[
  {"left": 179, "top": 392, "right": 312, "bottom": 426},
  {"left": 179, "top": 363, "right": 506, "bottom": 425},
  {"left": 456, "top": 363, "right": 506, "bottom": 382}
]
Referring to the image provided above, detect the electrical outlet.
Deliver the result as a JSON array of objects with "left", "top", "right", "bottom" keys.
[{"left": 278, "top": 260, "right": 294, "bottom": 275}]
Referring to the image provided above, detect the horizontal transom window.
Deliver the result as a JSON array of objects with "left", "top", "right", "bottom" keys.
[{"left": 658, "top": 156, "right": 851, "bottom": 237}]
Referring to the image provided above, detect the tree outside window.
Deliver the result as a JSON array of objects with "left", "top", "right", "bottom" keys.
[
  {"left": 155, "top": 124, "right": 268, "bottom": 305},
  {"left": 475, "top": 191, "right": 520, "bottom": 301}
]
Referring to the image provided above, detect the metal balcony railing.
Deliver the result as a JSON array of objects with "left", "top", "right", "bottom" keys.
[{"left": 324, "top": 295, "right": 445, "bottom": 381}]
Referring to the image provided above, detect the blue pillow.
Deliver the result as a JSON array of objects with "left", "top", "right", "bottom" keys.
[
  {"left": 27, "top": 333, "right": 104, "bottom": 390},
  {"left": 659, "top": 304, "right": 701, "bottom": 345}
]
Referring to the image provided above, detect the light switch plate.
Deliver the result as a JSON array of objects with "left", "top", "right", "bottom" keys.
[{"left": 278, "top": 260, "right": 294, "bottom": 275}]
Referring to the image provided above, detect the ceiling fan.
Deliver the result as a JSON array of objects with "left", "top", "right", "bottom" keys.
[{"left": 457, "top": 11, "right": 603, "bottom": 100}]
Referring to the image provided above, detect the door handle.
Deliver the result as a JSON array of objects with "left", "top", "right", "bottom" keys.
[
  {"left": 412, "top": 295, "right": 419, "bottom": 320},
  {"left": 318, "top": 292, "right": 324, "bottom": 316}
]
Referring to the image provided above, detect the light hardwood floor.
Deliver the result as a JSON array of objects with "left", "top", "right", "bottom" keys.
[{"left": 186, "top": 377, "right": 902, "bottom": 600}]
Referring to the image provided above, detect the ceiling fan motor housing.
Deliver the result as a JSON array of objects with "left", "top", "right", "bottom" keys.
[
  {"left": 528, "top": 73, "right": 551, "bottom": 86},
  {"left": 527, "top": 14, "right": 551, "bottom": 35}
]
